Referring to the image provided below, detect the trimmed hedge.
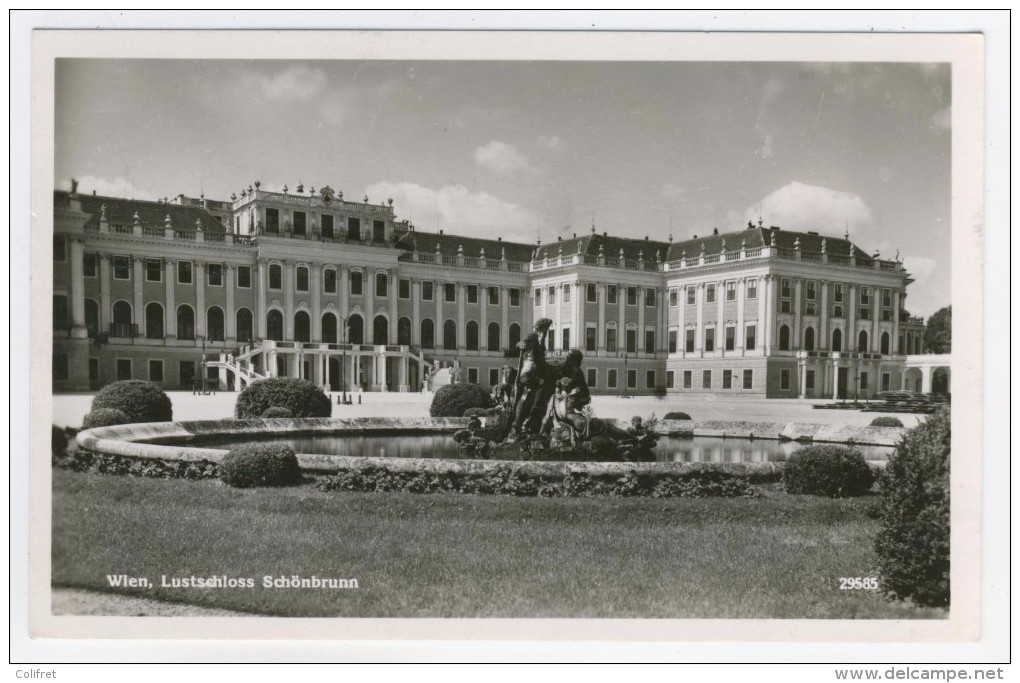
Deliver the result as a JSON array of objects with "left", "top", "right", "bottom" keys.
[
  {"left": 54, "top": 450, "right": 218, "bottom": 480},
  {"left": 874, "top": 407, "right": 950, "bottom": 607},
  {"left": 91, "top": 380, "right": 173, "bottom": 424},
  {"left": 870, "top": 416, "right": 905, "bottom": 428},
  {"left": 430, "top": 383, "right": 493, "bottom": 418},
  {"left": 663, "top": 412, "right": 693, "bottom": 421},
  {"left": 782, "top": 446, "right": 875, "bottom": 497},
  {"left": 235, "top": 378, "right": 331, "bottom": 419},
  {"left": 261, "top": 406, "right": 294, "bottom": 418},
  {"left": 219, "top": 444, "right": 302, "bottom": 488},
  {"left": 82, "top": 408, "right": 131, "bottom": 429}
]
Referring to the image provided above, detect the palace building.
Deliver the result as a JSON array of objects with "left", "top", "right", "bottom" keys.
[{"left": 51, "top": 180, "right": 924, "bottom": 398}]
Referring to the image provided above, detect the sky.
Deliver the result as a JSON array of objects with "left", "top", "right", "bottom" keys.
[{"left": 54, "top": 59, "right": 951, "bottom": 316}]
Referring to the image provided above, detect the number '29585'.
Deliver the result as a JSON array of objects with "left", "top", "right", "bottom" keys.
[{"left": 839, "top": 577, "right": 879, "bottom": 590}]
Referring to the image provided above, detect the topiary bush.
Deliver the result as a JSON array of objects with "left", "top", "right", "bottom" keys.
[
  {"left": 429, "top": 383, "right": 493, "bottom": 418},
  {"left": 91, "top": 380, "right": 173, "bottom": 424},
  {"left": 219, "top": 443, "right": 302, "bottom": 488},
  {"left": 874, "top": 406, "right": 950, "bottom": 607},
  {"left": 664, "top": 411, "right": 693, "bottom": 421},
  {"left": 870, "top": 416, "right": 904, "bottom": 428},
  {"left": 261, "top": 406, "right": 294, "bottom": 418},
  {"left": 234, "top": 378, "right": 331, "bottom": 419},
  {"left": 82, "top": 408, "right": 131, "bottom": 429},
  {"left": 782, "top": 446, "right": 875, "bottom": 497}
]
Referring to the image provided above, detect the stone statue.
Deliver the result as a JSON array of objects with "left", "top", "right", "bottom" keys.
[{"left": 502, "top": 318, "right": 553, "bottom": 440}]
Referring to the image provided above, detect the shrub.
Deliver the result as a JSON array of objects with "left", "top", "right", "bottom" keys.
[
  {"left": 219, "top": 444, "right": 302, "bottom": 488},
  {"left": 91, "top": 380, "right": 173, "bottom": 424},
  {"left": 82, "top": 408, "right": 131, "bottom": 429},
  {"left": 870, "top": 416, "right": 904, "bottom": 428},
  {"left": 235, "top": 378, "right": 331, "bottom": 419},
  {"left": 782, "top": 446, "right": 875, "bottom": 497},
  {"left": 429, "top": 383, "right": 493, "bottom": 418},
  {"left": 261, "top": 406, "right": 294, "bottom": 418},
  {"left": 874, "top": 407, "right": 950, "bottom": 607},
  {"left": 663, "top": 411, "right": 693, "bottom": 421}
]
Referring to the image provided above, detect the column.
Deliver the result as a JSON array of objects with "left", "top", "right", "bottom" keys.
[
  {"left": 522, "top": 284, "right": 533, "bottom": 333},
  {"left": 284, "top": 262, "right": 295, "bottom": 340},
  {"left": 921, "top": 365, "right": 932, "bottom": 394},
  {"left": 311, "top": 264, "right": 322, "bottom": 342},
  {"left": 69, "top": 238, "right": 87, "bottom": 337},
  {"left": 798, "top": 357, "right": 807, "bottom": 399},
  {"left": 256, "top": 260, "right": 267, "bottom": 339},
  {"left": 132, "top": 257, "right": 144, "bottom": 336},
  {"left": 736, "top": 277, "right": 746, "bottom": 353},
  {"left": 195, "top": 261, "right": 206, "bottom": 338},
  {"left": 716, "top": 280, "right": 724, "bottom": 355},
  {"left": 457, "top": 283, "right": 466, "bottom": 351},
  {"left": 164, "top": 259, "right": 176, "bottom": 339},
  {"left": 617, "top": 283, "right": 626, "bottom": 353},
  {"left": 832, "top": 359, "right": 840, "bottom": 399},
  {"left": 793, "top": 278, "right": 802, "bottom": 350},
  {"left": 377, "top": 353, "right": 387, "bottom": 391},
  {"left": 695, "top": 283, "right": 704, "bottom": 353},
  {"left": 819, "top": 281, "right": 829, "bottom": 351},
  {"left": 575, "top": 282, "right": 584, "bottom": 351},
  {"left": 892, "top": 289, "right": 902, "bottom": 353},
  {"left": 762, "top": 275, "right": 773, "bottom": 355},
  {"left": 597, "top": 283, "right": 606, "bottom": 352},
  {"left": 848, "top": 285, "right": 857, "bottom": 350},
  {"left": 678, "top": 284, "right": 686, "bottom": 358},
  {"left": 479, "top": 286, "right": 488, "bottom": 352},
  {"left": 411, "top": 280, "right": 421, "bottom": 345},
  {"left": 388, "top": 269, "right": 398, "bottom": 345},
  {"left": 872, "top": 293, "right": 881, "bottom": 353},
  {"left": 637, "top": 287, "right": 646, "bottom": 355},
  {"left": 399, "top": 355, "right": 409, "bottom": 392},
  {"left": 339, "top": 265, "right": 350, "bottom": 320},
  {"left": 225, "top": 265, "right": 236, "bottom": 342},
  {"left": 435, "top": 280, "right": 443, "bottom": 347},
  {"left": 658, "top": 288, "right": 667, "bottom": 353},
  {"left": 500, "top": 286, "right": 509, "bottom": 349},
  {"left": 99, "top": 254, "right": 110, "bottom": 331}
]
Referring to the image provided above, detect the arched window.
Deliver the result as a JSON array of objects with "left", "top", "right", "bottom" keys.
[
  {"left": 880, "top": 331, "right": 890, "bottom": 355},
  {"left": 487, "top": 322, "right": 501, "bottom": 352},
  {"left": 832, "top": 328, "right": 843, "bottom": 353},
  {"left": 236, "top": 308, "right": 253, "bottom": 343},
  {"left": 207, "top": 306, "right": 225, "bottom": 342},
  {"left": 803, "top": 326, "right": 815, "bottom": 352},
  {"left": 397, "top": 317, "right": 412, "bottom": 346},
  {"left": 112, "top": 300, "right": 132, "bottom": 325},
  {"left": 373, "top": 315, "right": 389, "bottom": 345},
  {"left": 347, "top": 314, "right": 364, "bottom": 345},
  {"left": 778, "top": 325, "right": 790, "bottom": 351},
  {"left": 145, "top": 302, "right": 164, "bottom": 339},
  {"left": 858, "top": 329, "right": 869, "bottom": 353},
  {"left": 321, "top": 312, "right": 338, "bottom": 344},
  {"left": 466, "top": 321, "right": 479, "bottom": 351},
  {"left": 84, "top": 299, "right": 100, "bottom": 338},
  {"left": 508, "top": 323, "right": 521, "bottom": 350},
  {"left": 443, "top": 319, "right": 457, "bottom": 351},
  {"left": 420, "top": 318, "right": 435, "bottom": 349},
  {"left": 294, "top": 311, "right": 311, "bottom": 343},
  {"left": 176, "top": 304, "right": 195, "bottom": 340},
  {"left": 266, "top": 310, "right": 284, "bottom": 342}
]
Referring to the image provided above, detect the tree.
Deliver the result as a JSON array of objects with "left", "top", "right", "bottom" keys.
[{"left": 923, "top": 306, "right": 951, "bottom": 354}]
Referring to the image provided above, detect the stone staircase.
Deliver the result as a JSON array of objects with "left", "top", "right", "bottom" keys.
[{"left": 205, "top": 342, "right": 268, "bottom": 389}]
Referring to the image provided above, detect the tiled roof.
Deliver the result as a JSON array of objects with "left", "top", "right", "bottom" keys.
[
  {"left": 394, "top": 229, "right": 535, "bottom": 263},
  {"left": 665, "top": 225, "right": 871, "bottom": 261},
  {"left": 534, "top": 232, "right": 671, "bottom": 264},
  {"left": 56, "top": 191, "right": 227, "bottom": 234}
]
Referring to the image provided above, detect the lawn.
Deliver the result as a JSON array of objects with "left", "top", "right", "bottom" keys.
[{"left": 51, "top": 470, "right": 944, "bottom": 619}]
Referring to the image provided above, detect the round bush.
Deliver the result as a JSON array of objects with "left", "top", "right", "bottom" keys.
[
  {"left": 261, "top": 406, "right": 294, "bottom": 418},
  {"left": 870, "top": 416, "right": 904, "bottom": 428},
  {"left": 782, "top": 446, "right": 875, "bottom": 497},
  {"left": 429, "top": 383, "right": 493, "bottom": 418},
  {"left": 82, "top": 408, "right": 131, "bottom": 429},
  {"left": 874, "top": 407, "right": 950, "bottom": 607},
  {"left": 91, "top": 380, "right": 173, "bottom": 424},
  {"left": 235, "top": 378, "right": 331, "bottom": 419},
  {"left": 663, "top": 411, "right": 693, "bottom": 421},
  {"left": 219, "top": 443, "right": 302, "bottom": 488}
]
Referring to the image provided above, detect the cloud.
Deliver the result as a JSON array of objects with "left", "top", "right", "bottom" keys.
[
  {"left": 247, "top": 65, "right": 328, "bottom": 102},
  {"left": 538, "top": 134, "right": 562, "bottom": 149},
  {"left": 902, "top": 256, "right": 936, "bottom": 286},
  {"left": 365, "top": 181, "right": 538, "bottom": 244},
  {"left": 65, "top": 175, "right": 155, "bottom": 201},
  {"left": 737, "top": 181, "right": 877, "bottom": 238},
  {"left": 474, "top": 140, "right": 532, "bottom": 174},
  {"left": 660, "top": 183, "right": 687, "bottom": 204}
]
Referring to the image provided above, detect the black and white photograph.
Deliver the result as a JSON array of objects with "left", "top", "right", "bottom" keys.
[{"left": 17, "top": 20, "right": 1002, "bottom": 660}]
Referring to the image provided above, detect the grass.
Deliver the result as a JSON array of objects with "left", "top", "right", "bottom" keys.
[{"left": 51, "top": 470, "right": 945, "bottom": 619}]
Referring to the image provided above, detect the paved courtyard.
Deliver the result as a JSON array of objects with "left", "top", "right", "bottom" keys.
[{"left": 52, "top": 390, "right": 928, "bottom": 429}]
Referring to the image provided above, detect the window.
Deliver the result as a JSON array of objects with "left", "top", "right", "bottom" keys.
[
  {"left": 626, "top": 287, "right": 637, "bottom": 306},
  {"left": 562, "top": 284, "right": 571, "bottom": 303},
  {"left": 705, "top": 327, "right": 715, "bottom": 352},
  {"left": 747, "top": 280, "right": 757, "bottom": 299},
  {"left": 780, "top": 300, "right": 792, "bottom": 313},
  {"left": 806, "top": 301, "right": 816, "bottom": 316},
  {"left": 375, "top": 273, "right": 388, "bottom": 298},
  {"left": 746, "top": 324, "right": 756, "bottom": 351},
  {"left": 669, "top": 288, "right": 678, "bottom": 307},
  {"left": 444, "top": 283, "right": 456, "bottom": 303},
  {"left": 806, "top": 281, "right": 816, "bottom": 300},
  {"left": 627, "top": 370, "right": 637, "bottom": 389},
  {"left": 321, "top": 214, "right": 334, "bottom": 239},
  {"left": 882, "top": 372, "right": 891, "bottom": 392},
  {"left": 324, "top": 269, "right": 338, "bottom": 294},
  {"left": 422, "top": 281, "right": 434, "bottom": 301},
  {"left": 585, "top": 326, "right": 597, "bottom": 352},
  {"left": 465, "top": 321, "right": 480, "bottom": 351},
  {"left": 646, "top": 370, "right": 656, "bottom": 389},
  {"left": 534, "top": 288, "right": 542, "bottom": 306},
  {"left": 645, "top": 288, "right": 656, "bottom": 306},
  {"left": 53, "top": 235, "right": 66, "bottom": 261},
  {"left": 443, "top": 319, "right": 457, "bottom": 350},
  {"left": 626, "top": 329, "right": 637, "bottom": 354},
  {"left": 467, "top": 285, "right": 478, "bottom": 304},
  {"left": 348, "top": 217, "right": 361, "bottom": 241},
  {"left": 666, "top": 371, "right": 675, "bottom": 388},
  {"left": 179, "top": 360, "right": 195, "bottom": 386},
  {"left": 293, "top": 211, "right": 306, "bottom": 236},
  {"left": 561, "top": 327, "right": 570, "bottom": 351},
  {"left": 607, "top": 285, "right": 618, "bottom": 305},
  {"left": 860, "top": 287, "right": 870, "bottom": 305},
  {"left": 668, "top": 329, "right": 678, "bottom": 353},
  {"left": 53, "top": 295, "right": 68, "bottom": 330},
  {"left": 148, "top": 360, "right": 164, "bottom": 383},
  {"left": 686, "top": 287, "right": 695, "bottom": 305},
  {"left": 606, "top": 327, "right": 618, "bottom": 353},
  {"left": 723, "top": 370, "right": 733, "bottom": 389},
  {"left": 882, "top": 288, "right": 892, "bottom": 307},
  {"left": 685, "top": 329, "right": 695, "bottom": 353},
  {"left": 509, "top": 288, "right": 521, "bottom": 307},
  {"left": 683, "top": 370, "right": 692, "bottom": 389},
  {"left": 489, "top": 368, "right": 500, "bottom": 387},
  {"left": 268, "top": 264, "right": 284, "bottom": 290},
  {"left": 487, "top": 322, "right": 500, "bottom": 351},
  {"left": 145, "top": 258, "right": 162, "bottom": 282},
  {"left": 547, "top": 330, "right": 555, "bottom": 351},
  {"left": 265, "top": 208, "right": 280, "bottom": 233},
  {"left": 644, "top": 329, "right": 655, "bottom": 353},
  {"left": 860, "top": 372, "right": 869, "bottom": 390},
  {"left": 113, "top": 255, "right": 131, "bottom": 280},
  {"left": 781, "top": 278, "right": 792, "bottom": 298},
  {"left": 394, "top": 278, "right": 410, "bottom": 300},
  {"left": 880, "top": 332, "right": 890, "bottom": 355},
  {"left": 702, "top": 370, "right": 712, "bottom": 389},
  {"left": 84, "top": 253, "right": 98, "bottom": 278},
  {"left": 488, "top": 286, "right": 499, "bottom": 305},
  {"left": 833, "top": 304, "right": 844, "bottom": 318},
  {"left": 467, "top": 368, "right": 479, "bottom": 384},
  {"left": 145, "top": 302, "right": 164, "bottom": 339},
  {"left": 587, "top": 368, "right": 597, "bottom": 388},
  {"left": 832, "top": 328, "right": 843, "bottom": 352},
  {"left": 607, "top": 369, "right": 618, "bottom": 389},
  {"left": 859, "top": 307, "right": 870, "bottom": 320},
  {"left": 176, "top": 305, "right": 195, "bottom": 340},
  {"left": 725, "top": 326, "right": 735, "bottom": 351},
  {"left": 116, "top": 359, "right": 132, "bottom": 381},
  {"left": 295, "top": 266, "right": 309, "bottom": 292},
  {"left": 548, "top": 286, "right": 556, "bottom": 304},
  {"left": 806, "top": 370, "right": 815, "bottom": 391},
  {"left": 586, "top": 283, "right": 597, "bottom": 303},
  {"left": 236, "top": 309, "right": 253, "bottom": 343},
  {"left": 207, "top": 263, "right": 223, "bottom": 287},
  {"left": 743, "top": 369, "right": 753, "bottom": 390},
  {"left": 706, "top": 284, "right": 716, "bottom": 303},
  {"left": 780, "top": 369, "right": 791, "bottom": 391},
  {"left": 177, "top": 261, "right": 193, "bottom": 285},
  {"left": 420, "top": 319, "right": 435, "bottom": 349},
  {"left": 726, "top": 282, "right": 736, "bottom": 302},
  {"left": 834, "top": 284, "right": 844, "bottom": 303},
  {"left": 373, "top": 220, "right": 386, "bottom": 243},
  {"left": 350, "top": 270, "right": 363, "bottom": 296},
  {"left": 804, "top": 327, "right": 816, "bottom": 351},
  {"left": 237, "top": 265, "right": 252, "bottom": 288}
]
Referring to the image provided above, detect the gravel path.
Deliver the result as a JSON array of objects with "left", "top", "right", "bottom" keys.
[{"left": 51, "top": 587, "right": 256, "bottom": 617}]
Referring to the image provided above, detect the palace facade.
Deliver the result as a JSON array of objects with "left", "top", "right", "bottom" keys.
[{"left": 51, "top": 180, "right": 924, "bottom": 398}]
